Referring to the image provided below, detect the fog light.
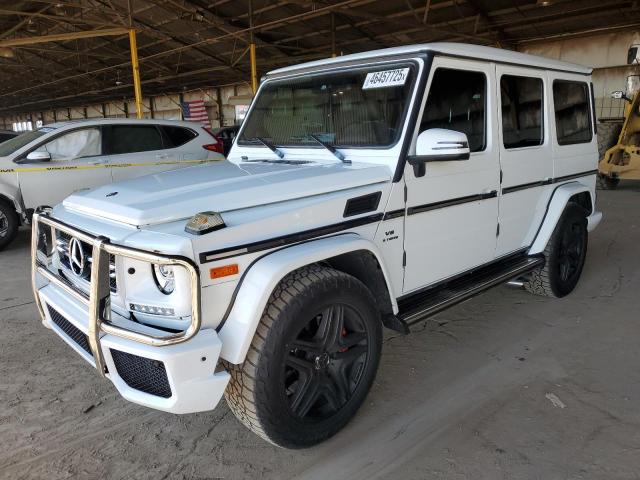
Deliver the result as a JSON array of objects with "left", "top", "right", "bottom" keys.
[{"left": 129, "top": 303, "right": 175, "bottom": 316}]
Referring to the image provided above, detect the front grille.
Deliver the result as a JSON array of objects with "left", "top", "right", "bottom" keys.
[
  {"left": 55, "top": 232, "right": 117, "bottom": 292},
  {"left": 110, "top": 349, "right": 172, "bottom": 398},
  {"left": 47, "top": 305, "right": 93, "bottom": 357}
]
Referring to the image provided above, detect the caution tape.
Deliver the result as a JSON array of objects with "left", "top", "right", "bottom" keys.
[{"left": 0, "top": 158, "right": 221, "bottom": 174}]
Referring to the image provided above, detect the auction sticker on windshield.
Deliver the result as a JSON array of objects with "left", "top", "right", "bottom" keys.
[{"left": 362, "top": 68, "right": 410, "bottom": 89}]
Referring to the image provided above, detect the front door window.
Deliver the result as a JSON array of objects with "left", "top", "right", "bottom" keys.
[{"left": 37, "top": 128, "right": 101, "bottom": 161}]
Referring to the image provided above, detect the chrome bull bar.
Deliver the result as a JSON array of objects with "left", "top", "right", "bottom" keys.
[{"left": 31, "top": 212, "right": 202, "bottom": 378}]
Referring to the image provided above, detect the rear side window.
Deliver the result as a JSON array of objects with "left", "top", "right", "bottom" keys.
[
  {"left": 110, "top": 125, "right": 164, "bottom": 154},
  {"left": 553, "top": 81, "right": 592, "bottom": 145},
  {"left": 161, "top": 126, "right": 197, "bottom": 148},
  {"left": 420, "top": 68, "right": 486, "bottom": 152},
  {"left": 500, "top": 75, "right": 544, "bottom": 149}
]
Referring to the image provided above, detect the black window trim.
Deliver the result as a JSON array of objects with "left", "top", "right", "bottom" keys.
[
  {"left": 589, "top": 82, "right": 597, "bottom": 135},
  {"left": 417, "top": 65, "right": 489, "bottom": 154},
  {"left": 499, "top": 73, "right": 545, "bottom": 151},
  {"left": 552, "top": 79, "right": 593, "bottom": 147}
]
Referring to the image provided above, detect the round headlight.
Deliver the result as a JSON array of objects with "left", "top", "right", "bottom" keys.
[{"left": 152, "top": 264, "right": 175, "bottom": 294}]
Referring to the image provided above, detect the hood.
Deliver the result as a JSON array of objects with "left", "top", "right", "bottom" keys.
[{"left": 63, "top": 160, "right": 391, "bottom": 226}]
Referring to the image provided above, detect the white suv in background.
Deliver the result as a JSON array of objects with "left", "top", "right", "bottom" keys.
[{"left": 0, "top": 119, "right": 224, "bottom": 248}]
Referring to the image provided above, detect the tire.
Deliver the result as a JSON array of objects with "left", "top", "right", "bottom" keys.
[
  {"left": 597, "top": 121, "right": 622, "bottom": 160},
  {"left": 224, "top": 265, "right": 382, "bottom": 449},
  {"left": 524, "top": 203, "right": 588, "bottom": 298},
  {"left": 0, "top": 200, "right": 18, "bottom": 251},
  {"left": 597, "top": 174, "right": 620, "bottom": 190}
]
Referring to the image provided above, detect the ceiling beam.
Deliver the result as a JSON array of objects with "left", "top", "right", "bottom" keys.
[
  {"left": 0, "top": 4, "right": 51, "bottom": 41},
  {"left": 0, "top": 27, "right": 132, "bottom": 47}
]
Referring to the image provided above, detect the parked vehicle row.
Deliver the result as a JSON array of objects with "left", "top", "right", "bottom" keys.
[
  {"left": 31, "top": 43, "right": 601, "bottom": 448},
  {"left": 0, "top": 119, "right": 225, "bottom": 249},
  {"left": 0, "top": 129, "right": 18, "bottom": 144}
]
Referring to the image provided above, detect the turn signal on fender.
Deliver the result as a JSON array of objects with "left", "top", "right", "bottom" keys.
[
  {"left": 185, "top": 211, "right": 225, "bottom": 235},
  {"left": 210, "top": 264, "right": 239, "bottom": 279}
]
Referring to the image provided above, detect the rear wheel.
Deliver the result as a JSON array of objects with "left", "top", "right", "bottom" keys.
[
  {"left": 224, "top": 265, "right": 382, "bottom": 448},
  {"left": 524, "top": 203, "right": 588, "bottom": 298},
  {"left": 0, "top": 201, "right": 18, "bottom": 250}
]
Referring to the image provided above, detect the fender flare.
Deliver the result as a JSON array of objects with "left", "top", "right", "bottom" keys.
[
  {"left": 529, "top": 182, "right": 594, "bottom": 255},
  {"left": 217, "top": 233, "right": 397, "bottom": 364},
  {"left": 0, "top": 185, "right": 23, "bottom": 214}
]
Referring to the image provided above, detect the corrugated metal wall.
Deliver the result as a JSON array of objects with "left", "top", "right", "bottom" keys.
[
  {"left": 520, "top": 30, "right": 640, "bottom": 120},
  {"left": 0, "top": 84, "right": 253, "bottom": 131}
]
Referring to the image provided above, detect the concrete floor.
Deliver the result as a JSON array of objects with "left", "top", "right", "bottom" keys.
[{"left": 1, "top": 185, "right": 639, "bottom": 480}]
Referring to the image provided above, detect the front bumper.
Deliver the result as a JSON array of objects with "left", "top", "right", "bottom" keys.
[
  {"left": 32, "top": 213, "right": 230, "bottom": 414},
  {"left": 587, "top": 210, "right": 603, "bottom": 232}
]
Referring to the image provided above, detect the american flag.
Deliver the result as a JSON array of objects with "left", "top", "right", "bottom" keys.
[{"left": 181, "top": 99, "right": 211, "bottom": 128}]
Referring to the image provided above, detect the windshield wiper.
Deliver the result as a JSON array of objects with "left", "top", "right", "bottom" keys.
[
  {"left": 254, "top": 137, "right": 284, "bottom": 159},
  {"left": 309, "top": 134, "right": 350, "bottom": 164}
]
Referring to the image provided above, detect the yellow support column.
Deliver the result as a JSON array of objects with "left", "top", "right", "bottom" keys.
[
  {"left": 128, "top": 28, "right": 143, "bottom": 119},
  {"left": 250, "top": 42, "right": 258, "bottom": 94},
  {"left": 248, "top": 0, "right": 258, "bottom": 94}
]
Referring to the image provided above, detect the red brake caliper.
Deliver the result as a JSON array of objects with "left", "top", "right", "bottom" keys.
[{"left": 339, "top": 328, "right": 348, "bottom": 353}]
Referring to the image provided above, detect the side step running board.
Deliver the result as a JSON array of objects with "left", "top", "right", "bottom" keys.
[{"left": 398, "top": 255, "right": 544, "bottom": 327}]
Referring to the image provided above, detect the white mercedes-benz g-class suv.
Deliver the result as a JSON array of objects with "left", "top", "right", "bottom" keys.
[{"left": 32, "top": 43, "right": 602, "bottom": 448}]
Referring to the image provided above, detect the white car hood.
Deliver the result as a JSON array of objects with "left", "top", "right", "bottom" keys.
[{"left": 63, "top": 160, "right": 391, "bottom": 226}]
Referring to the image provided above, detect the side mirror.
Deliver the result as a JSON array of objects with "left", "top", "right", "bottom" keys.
[
  {"left": 408, "top": 128, "right": 470, "bottom": 177},
  {"left": 26, "top": 150, "right": 51, "bottom": 162},
  {"left": 611, "top": 91, "right": 631, "bottom": 103}
]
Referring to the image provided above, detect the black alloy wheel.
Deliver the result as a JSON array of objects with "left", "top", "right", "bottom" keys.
[
  {"left": 224, "top": 266, "right": 382, "bottom": 448},
  {"left": 285, "top": 303, "right": 371, "bottom": 420},
  {"left": 556, "top": 219, "right": 587, "bottom": 287}
]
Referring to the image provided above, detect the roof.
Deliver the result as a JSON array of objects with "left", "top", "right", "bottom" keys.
[
  {"left": 44, "top": 118, "right": 204, "bottom": 129},
  {"left": 269, "top": 42, "right": 592, "bottom": 76}
]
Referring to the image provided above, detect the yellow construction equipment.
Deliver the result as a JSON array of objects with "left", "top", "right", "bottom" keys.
[{"left": 598, "top": 44, "right": 640, "bottom": 189}]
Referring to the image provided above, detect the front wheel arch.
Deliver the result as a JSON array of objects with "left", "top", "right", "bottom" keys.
[{"left": 217, "top": 234, "right": 397, "bottom": 365}]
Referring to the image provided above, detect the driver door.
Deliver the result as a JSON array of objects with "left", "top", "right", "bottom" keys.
[
  {"left": 18, "top": 127, "right": 111, "bottom": 208},
  {"left": 403, "top": 57, "right": 500, "bottom": 293}
]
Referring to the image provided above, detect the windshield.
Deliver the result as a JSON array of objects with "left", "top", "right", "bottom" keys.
[
  {"left": 239, "top": 63, "right": 415, "bottom": 149},
  {"left": 0, "top": 129, "right": 48, "bottom": 157}
]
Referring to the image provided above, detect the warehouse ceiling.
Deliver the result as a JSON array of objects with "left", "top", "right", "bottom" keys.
[{"left": 1, "top": 0, "right": 639, "bottom": 115}]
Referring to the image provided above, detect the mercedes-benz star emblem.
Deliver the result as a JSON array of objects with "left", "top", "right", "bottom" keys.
[{"left": 68, "top": 237, "right": 86, "bottom": 277}]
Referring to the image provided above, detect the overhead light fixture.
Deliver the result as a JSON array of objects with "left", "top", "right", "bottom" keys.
[
  {"left": 0, "top": 47, "right": 14, "bottom": 59},
  {"left": 536, "top": 0, "right": 554, "bottom": 5}
]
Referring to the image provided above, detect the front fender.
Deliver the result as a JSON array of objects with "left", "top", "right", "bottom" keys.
[
  {"left": 0, "top": 179, "right": 23, "bottom": 214},
  {"left": 529, "top": 182, "right": 596, "bottom": 255},
  {"left": 217, "top": 233, "right": 396, "bottom": 364}
]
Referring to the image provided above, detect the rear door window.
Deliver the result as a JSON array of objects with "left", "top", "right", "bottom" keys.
[
  {"left": 553, "top": 81, "right": 592, "bottom": 145},
  {"left": 110, "top": 125, "right": 164, "bottom": 154},
  {"left": 500, "top": 75, "right": 544, "bottom": 149}
]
